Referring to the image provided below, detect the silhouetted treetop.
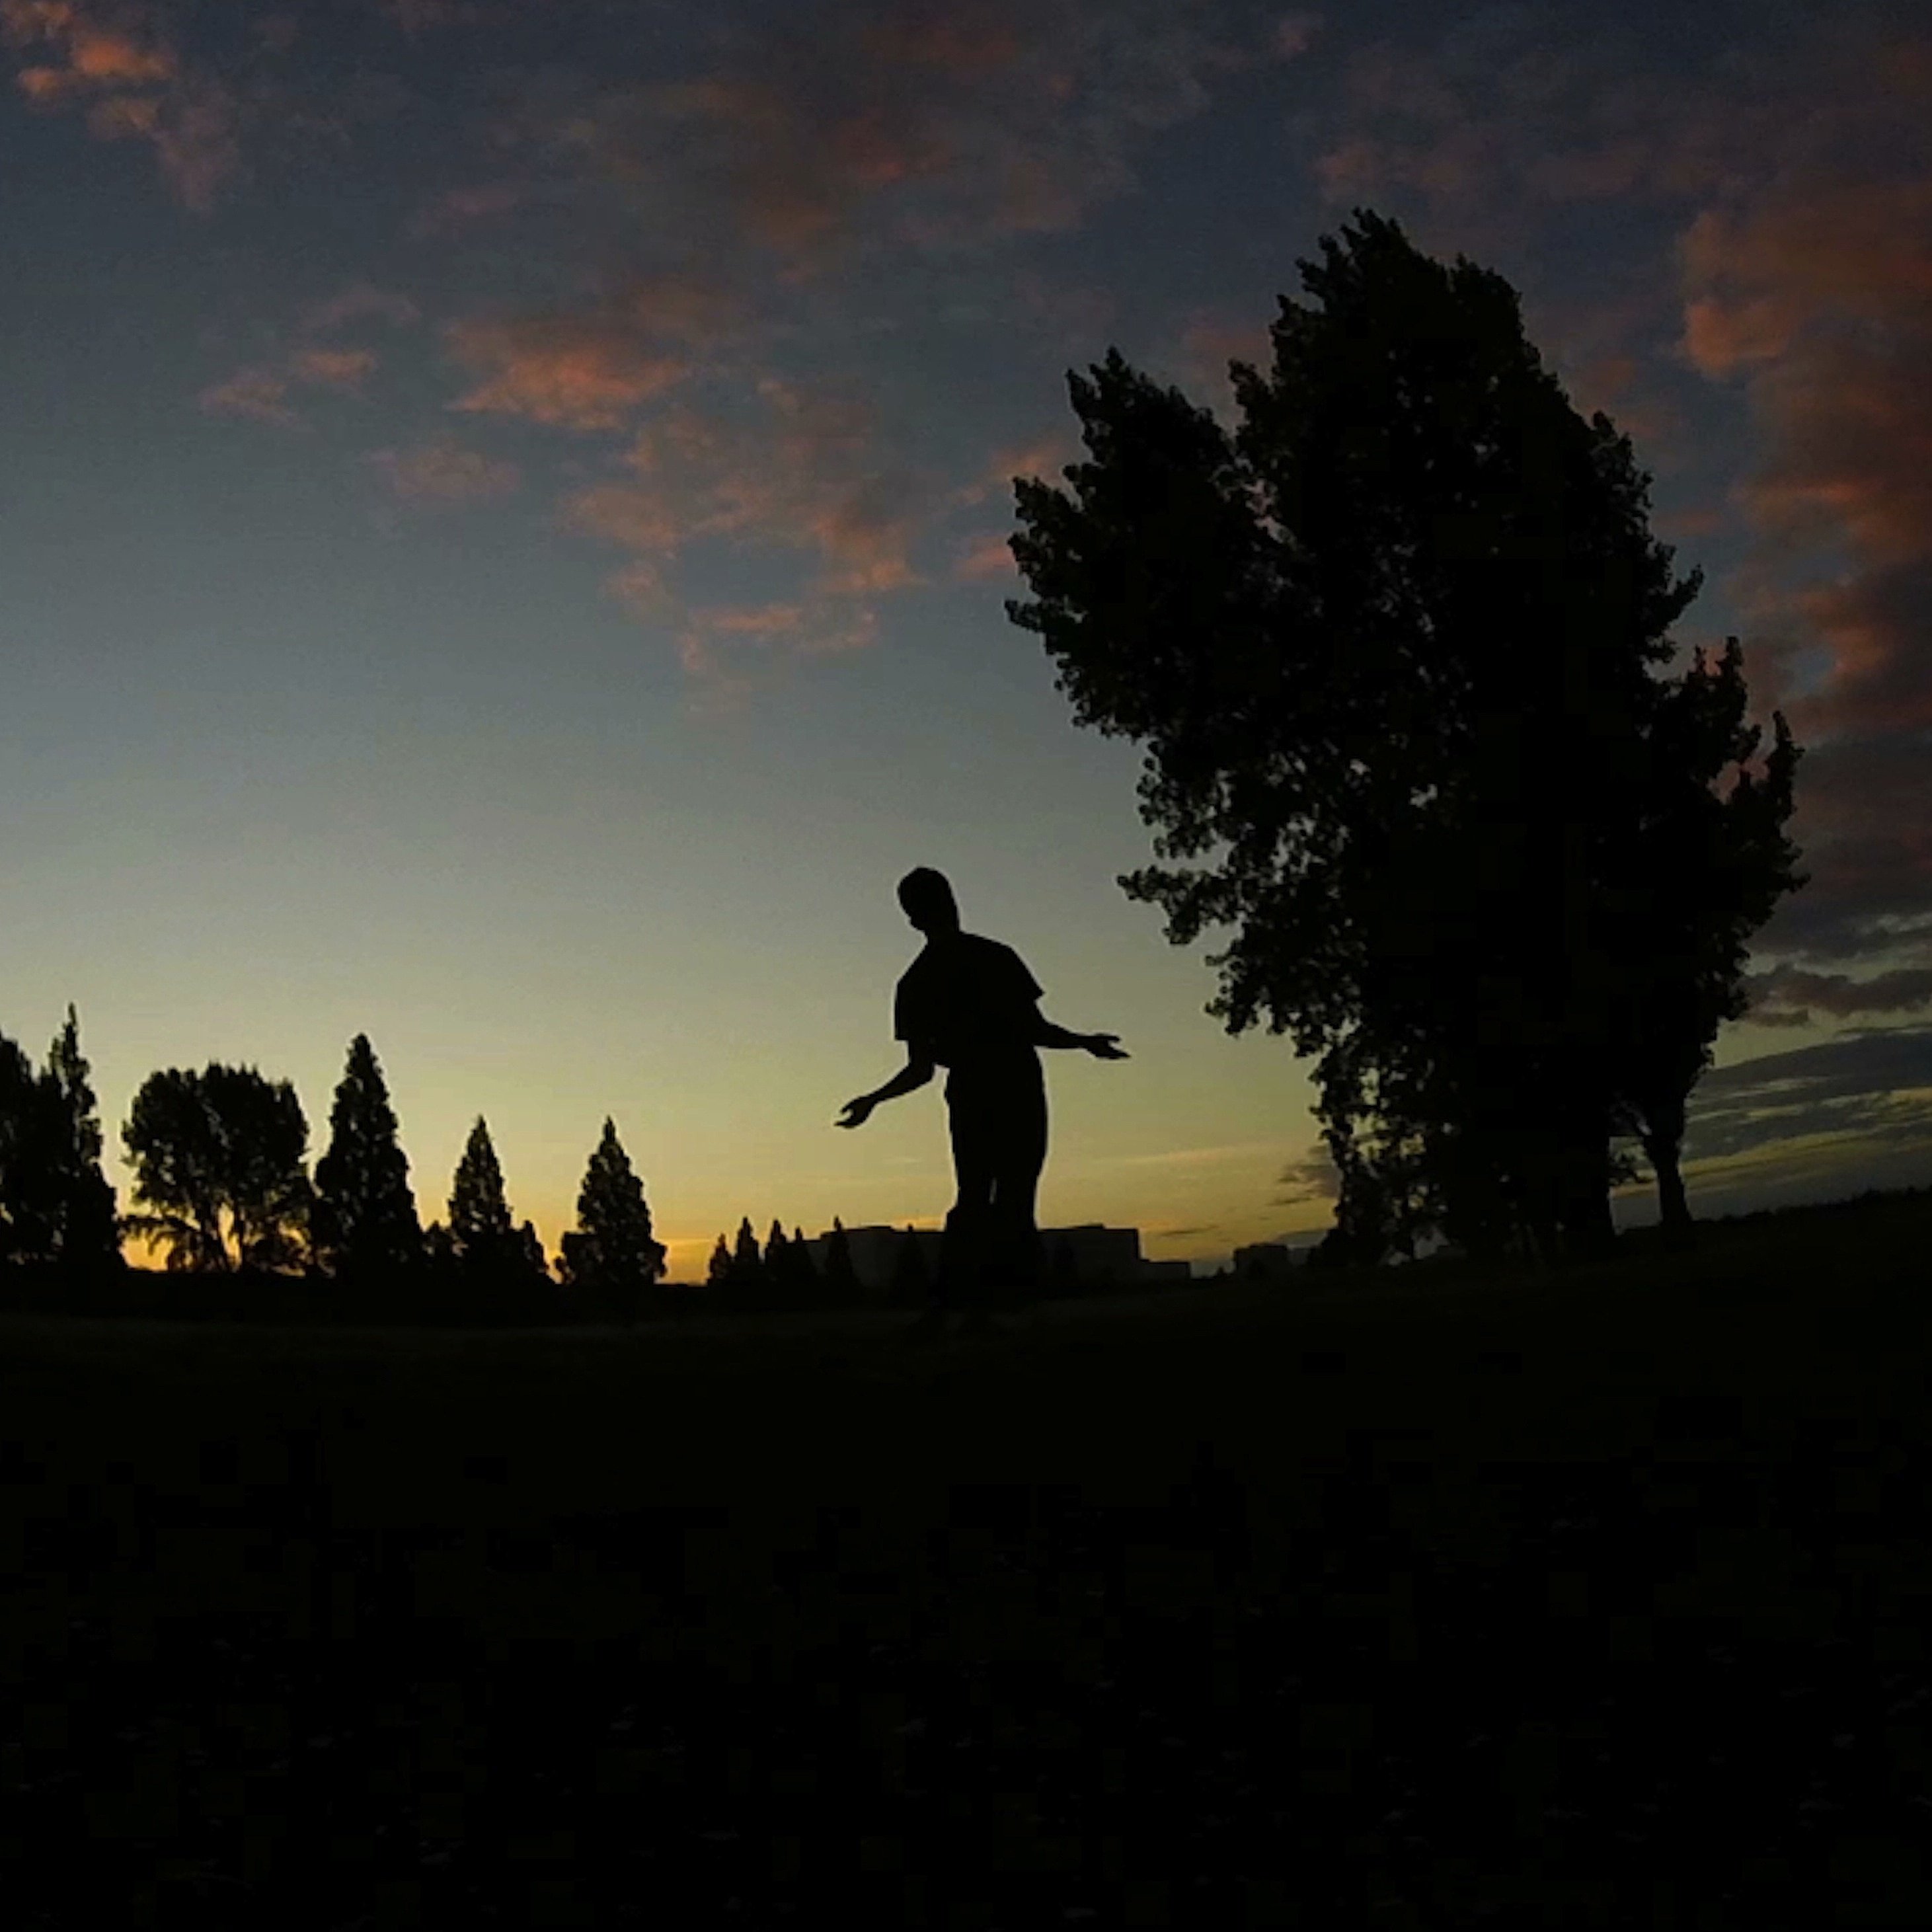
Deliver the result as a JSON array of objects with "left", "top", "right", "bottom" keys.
[
  {"left": 1, "top": 1009, "right": 119, "bottom": 1272},
  {"left": 559, "top": 1118, "right": 666, "bottom": 1311},
  {"left": 313, "top": 1034, "right": 422, "bottom": 1276},
  {"left": 1008, "top": 208, "right": 1802, "bottom": 1259},
  {"left": 449, "top": 1117, "right": 514, "bottom": 1254},
  {"left": 122, "top": 1063, "right": 311, "bottom": 1273}
]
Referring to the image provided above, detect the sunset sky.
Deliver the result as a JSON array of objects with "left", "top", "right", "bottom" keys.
[{"left": 1, "top": 0, "right": 1928, "bottom": 1276}]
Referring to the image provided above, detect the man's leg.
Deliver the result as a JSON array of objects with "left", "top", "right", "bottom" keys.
[
  {"left": 941, "top": 1094, "right": 996, "bottom": 1314},
  {"left": 985, "top": 1073, "right": 1049, "bottom": 1306}
]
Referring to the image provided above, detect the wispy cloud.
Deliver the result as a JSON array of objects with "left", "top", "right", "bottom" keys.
[
  {"left": 200, "top": 282, "right": 418, "bottom": 432},
  {"left": 368, "top": 438, "right": 519, "bottom": 505},
  {"left": 1685, "top": 1028, "right": 1932, "bottom": 1173}
]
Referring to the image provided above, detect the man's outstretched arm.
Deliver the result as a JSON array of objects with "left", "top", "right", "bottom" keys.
[
  {"left": 1031, "top": 1014, "right": 1130, "bottom": 1057},
  {"left": 837, "top": 1048, "right": 937, "bottom": 1128}
]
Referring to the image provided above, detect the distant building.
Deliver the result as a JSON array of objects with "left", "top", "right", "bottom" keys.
[
  {"left": 1139, "top": 1258, "right": 1194, "bottom": 1286},
  {"left": 802, "top": 1222, "right": 1188, "bottom": 1295},
  {"left": 803, "top": 1225, "right": 942, "bottom": 1294},
  {"left": 1233, "top": 1241, "right": 1300, "bottom": 1282},
  {"left": 1043, "top": 1223, "right": 1142, "bottom": 1288}
]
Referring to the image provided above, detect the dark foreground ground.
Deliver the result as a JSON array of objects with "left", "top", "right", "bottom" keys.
[{"left": 5, "top": 1194, "right": 1931, "bottom": 1928}]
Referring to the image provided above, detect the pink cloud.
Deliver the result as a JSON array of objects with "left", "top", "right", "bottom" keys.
[
  {"left": 198, "top": 366, "right": 299, "bottom": 428},
  {"left": 538, "top": 0, "right": 1268, "bottom": 274},
  {"left": 954, "top": 533, "right": 1017, "bottom": 582}
]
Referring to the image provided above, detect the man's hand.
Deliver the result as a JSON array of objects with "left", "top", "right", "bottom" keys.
[
  {"left": 836, "top": 1095, "right": 877, "bottom": 1129},
  {"left": 1085, "top": 1033, "right": 1130, "bottom": 1060}
]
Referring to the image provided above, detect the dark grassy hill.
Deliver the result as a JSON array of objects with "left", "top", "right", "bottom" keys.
[{"left": 4, "top": 1190, "right": 1931, "bottom": 1927}]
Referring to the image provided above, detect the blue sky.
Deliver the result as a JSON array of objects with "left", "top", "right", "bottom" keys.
[{"left": 1, "top": 0, "right": 1928, "bottom": 1272}]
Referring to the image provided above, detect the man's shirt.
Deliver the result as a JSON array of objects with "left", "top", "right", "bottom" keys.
[{"left": 894, "top": 932, "right": 1044, "bottom": 1071}]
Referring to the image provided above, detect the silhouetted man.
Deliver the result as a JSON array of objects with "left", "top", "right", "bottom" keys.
[{"left": 837, "top": 868, "right": 1126, "bottom": 1321}]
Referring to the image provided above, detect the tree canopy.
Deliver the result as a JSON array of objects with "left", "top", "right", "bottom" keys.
[
  {"left": 122, "top": 1063, "right": 312, "bottom": 1272},
  {"left": 1009, "top": 208, "right": 1802, "bottom": 1258}
]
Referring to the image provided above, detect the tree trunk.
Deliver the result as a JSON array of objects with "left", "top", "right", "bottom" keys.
[
  {"left": 1642, "top": 1130, "right": 1693, "bottom": 1241},
  {"left": 1557, "top": 1120, "right": 1617, "bottom": 1259}
]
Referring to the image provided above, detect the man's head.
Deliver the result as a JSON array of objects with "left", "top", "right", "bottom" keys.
[{"left": 897, "top": 867, "right": 960, "bottom": 935}]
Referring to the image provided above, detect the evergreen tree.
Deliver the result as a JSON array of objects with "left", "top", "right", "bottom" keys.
[
  {"left": 783, "top": 1222, "right": 819, "bottom": 1298},
  {"left": 445, "top": 1118, "right": 548, "bottom": 1313},
  {"left": 45, "top": 1008, "right": 120, "bottom": 1270},
  {"left": 707, "top": 1233, "right": 732, "bottom": 1288},
  {"left": 732, "top": 1216, "right": 763, "bottom": 1283},
  {"left": 449, "top": 1118, "right": 514, "bottom": 1255},
  {"left": 0, "top": 1032, "right": 54, "bottom": 1266},
  {"left": 0, "top": 1009, "right": 119, "bottom": 1272},
  {"left": 312, "top": 1034, "right": 422, "bottom": 1278},
  {"left": 559, "top": 1119, "right": 667, "bottom": 1325},
  {"left": 713, "top": 1215, "right": 765, "bottom": 1305},
  {"left": 764, "top": 1220, "right": 791, "bottom": 1295},
  {"left": 821, "top": 1216, "right": 859, "bottom": 1303}
]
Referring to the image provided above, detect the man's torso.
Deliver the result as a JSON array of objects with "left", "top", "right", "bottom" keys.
[{"left": 894, "top": 933, "right": 1043, "bottom": 1076}]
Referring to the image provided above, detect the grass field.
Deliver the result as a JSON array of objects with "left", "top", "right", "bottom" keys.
[{"left": 4, "top": 1191, "right": 1931, "bottom": 1927}]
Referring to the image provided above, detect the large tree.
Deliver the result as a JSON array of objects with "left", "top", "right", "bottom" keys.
[
  {"left": 122, "top": 1063, "right": 313, "bottom": 1272},
  {"left": 1009, "top": 208, "right": 1800, "bottom": 1258},
  {"left": 312, "top": 1034, "right": 422, "bottom": 1278},
  {"left": 559, "top": 1118, "right": 667, "bottom": 1323}
]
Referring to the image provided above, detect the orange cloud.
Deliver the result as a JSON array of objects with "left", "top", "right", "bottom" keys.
[
  {"left": 560, "top": 378, "right": 929, "bottom": 687},
  {"left": 368, "top": 439, "right": 519, "bottom": 504},
  {"left": 3, "top": 0, "right": 238, "bottom": 208},
  {"left": 445, "top": 280, "right": 728, "bottom": 430}
]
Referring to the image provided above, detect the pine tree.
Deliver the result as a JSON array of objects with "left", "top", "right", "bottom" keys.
[
  {"left": 559, "top": 1119, "right": 666, "bottom": 1325},
  {"left": 449, "top": 1118, "right": 514, "bottom": 1255},
  {"left": 445, "top": 1117, "right": 547, "bottom": 1315},
  {"left": 707, "top": 1233, "right": 732, "bottom": 1288},
  {"left": 764, "top": 1219, "right": 791, "bottom": 1295},
  {"left": 732, "top": 1216, "right": 762, "bottom": 1280},
  {"left": 0, "top": 1009, "right": 120, "bottom": 1272},
  {"left": 312, "top": 1034, "right": 422, "bottom": 1279},
  {"left": 789, "top": 1225, "right": 820, "bottom": 1299},
  {"left": 821, "top": 1216, "right": 859, "bottom": 1304}
]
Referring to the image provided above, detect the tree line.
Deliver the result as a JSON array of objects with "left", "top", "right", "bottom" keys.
[
  {"left": 1008, "top": 208, "right": 1804, "bottom": 1265},
  {"left": 0, "top": 1022, "right": 968, "bottom": 1323},
  {"left": 0, "top": 1024, "right": 676, "bottom": 1323}
]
